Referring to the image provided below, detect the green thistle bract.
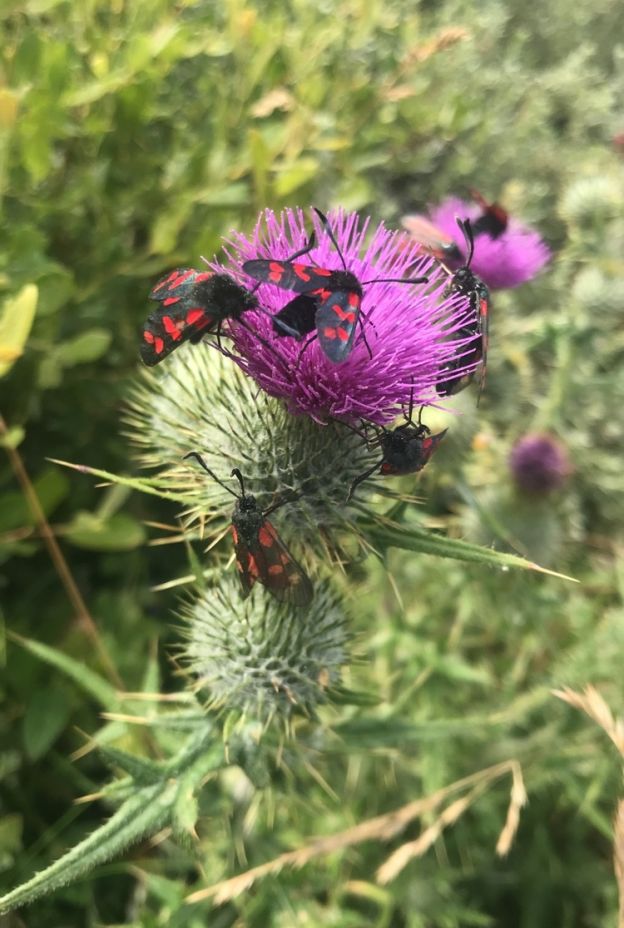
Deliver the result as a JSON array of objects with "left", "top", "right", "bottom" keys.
[
  {"left": 127, "top": 350, "right": 383, "bottom": 566},
  {"left": 182, "top": 579, "right": 349, "bottom": 721}
]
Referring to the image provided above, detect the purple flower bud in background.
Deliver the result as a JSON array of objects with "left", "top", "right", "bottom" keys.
[
  {"left": 410, "top": 195, "right": 551, "bottom": 290},
  {"left": 509, "top": 433, "right": 572, "bottom": 494},
  {"left": 215, "top": 208, "right": 475, "bottom": 425}
]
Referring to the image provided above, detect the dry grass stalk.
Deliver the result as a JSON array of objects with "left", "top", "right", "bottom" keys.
[
  {"left": 553, "top": 685, "right": 624, "bottom": 756},
  {"left": 496, "top": 761, "right": 528, "bottom": 856},
  {"left": 554, "top": 685, "right": 624, "bottom": 925},
  {"left": 186, "top": 758, "right": 522, "bottom": 906},
  {"left": 377, "top": 789, "right": 480, "bottom": 884}
]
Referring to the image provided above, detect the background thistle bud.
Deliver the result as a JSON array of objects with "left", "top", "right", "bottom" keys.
[
  {"left": 183, "top": 579, "right": 350, "bottom": 721},
  {"left": 509, "top": 433, "right": 572, "bottom": 495}
]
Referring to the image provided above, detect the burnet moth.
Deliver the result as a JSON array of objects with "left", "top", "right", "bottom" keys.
[
  {"left": 436, "top": 218, "right": 490, "bottom": 401},
  {"left": 400, "top": 215, "right": 464, "bottom": 264},
  {"left": 346, "top": 392, "right": 446, "bottom": 501},
  {"left": 468, "top": 188, "right": 509, "bottom": 239},
  {"left": 184, "top": 453, "right": 313, "bottom": 608},
  {"left": 243, "top": 209, "right": 429, "bottom": 364},
  {"left": 401, "top": 190, "right": 508, "bottom": 264},
  {"left": 141, "top": 269, "right": 260, "bottom": 367}
]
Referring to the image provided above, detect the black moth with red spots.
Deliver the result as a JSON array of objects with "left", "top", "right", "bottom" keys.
[
  {"left": 436, "top": 218, "right": 490, "bottom": 400},
  {"left": 243, "top": 208, "right": 428, "bottom": 364},
  {"left": 469, "top": 188, "right": 509, "bottom": 239},
  {"left": 141, "top": 268, "right": 258, "bottom": 366},
  {"left": 184, "top": 454, "right": 313, "bottom": 608},
  {"left": 346, "top": 401, "right": 447, "bottom": 501}
]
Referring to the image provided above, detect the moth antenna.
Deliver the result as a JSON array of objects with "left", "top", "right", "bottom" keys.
[
  {"left": 457, "top": 218, "right": 475, "bottom": 267},
  {"left": 231, "top": 468, "right": 246, "bottom": 498},
  {"left": 360, "top": 275, "right": 429, "bottom": 286},
  {"left": 313, "top": 207, "right": 348, "bottom": 272},
  {"left": 184, "top": 452, "right": 240, "bottom": 499}
]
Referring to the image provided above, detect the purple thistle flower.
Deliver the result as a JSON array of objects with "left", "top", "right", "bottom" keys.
[
  {"left": 213, "top": 208, "right": 475, "bottom": 425},
  {"left": 509, "top": 433, "right": 572, "bottom": 494},
  {"left": 423, "top": 196, "right": 551, "bottom": 290}
]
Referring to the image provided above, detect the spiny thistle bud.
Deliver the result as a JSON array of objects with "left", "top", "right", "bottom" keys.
[
  {"left": 127, "top": 351, "right": 382, "bottom": 562},
  {"left": 558, "top": 175, "right": 624, "bottom": 226},
  {"left": 182, "top": 579, "right": 349, "bottom": 721},
  {"left": 509, "top": 433, "right": 572, "bottom": 495}
]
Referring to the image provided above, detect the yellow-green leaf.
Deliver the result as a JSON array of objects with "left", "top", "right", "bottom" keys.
[{"left": 0, "top": 284, "right": 38, "bottom": 378}]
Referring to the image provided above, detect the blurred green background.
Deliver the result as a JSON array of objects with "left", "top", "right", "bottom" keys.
[{"left": 1, "top": 0, "right": 624, "bottom": 924}]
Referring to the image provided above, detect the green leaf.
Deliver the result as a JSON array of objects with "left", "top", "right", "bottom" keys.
[
  {"left": 96, "top": 745, "right": 163, "bottom": 785},
  {"left": 364, "top": 517, "right": 576, "bottom": 581},
  {"left": 22, "top": 688, "right": 71, "bottom": 761},
  {"left": 0, "top": 781, "right": 175, "bottom": 915},
  {"left": 63, "top": 512, "right": 146, "bottom": 551},
  {"left": 11, "top": 634, "right": 119, "bottom": 709},
  {"left": 55, "top": 328, "right": 112, "bottom": 367},
  {"left": 0, "top": 468, "right": 69, "bottom": 533},
  {"left": 0, "top": 814, "right": 23, "bottom": 872},
  {"left": 0, "top": 284, "right": 38, "bottom": 378},
  {"left": 0, "top": 426, "right": 25, "bottom": 450},
  {"left": 273, "top": 157, "right": 320, "bottom": 196}
]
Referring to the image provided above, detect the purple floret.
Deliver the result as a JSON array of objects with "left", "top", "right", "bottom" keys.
[
  {"left": 428, "top": 197, "right": 551, "bottom": 290},
  {"left": 212, "top": 208, "right": 476, "bottom": 425}
]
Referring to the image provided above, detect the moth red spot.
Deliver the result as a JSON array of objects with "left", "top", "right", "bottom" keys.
[
  {"left": 171, "top": 269, "right": 194, "bottom": 288},
  {"left": 336, "top": 326, "right": 350, "bottom": 342},
  {"left": 332, "top": 305, "right": 355, "bottom": 323},
  {"left": 268, "top": 564, "right": 284, "bottom": 575},
  {"left": 247, "top": 554, "right": 260, "bottom": 578},
  {"left": 480, "top": 299, "right": 488, "bottom": 317},
  {"left": 293, "top": 264, "right": 311, "bottom": 282},
  {"left": 269, "top": 262, "right": 284, "bottom": 283},
  {"left": 163, "top": 296, "right": 181, "bottom": 306},
  {"left": 347, "top": 292, "right": 360, "bottom": 308},
  {"left": 380, "top": 462, "right": 393, "bottom": 474},
  {"left": 231, "top": 526, "right": 239, "bottom": 545},
  {"left": 258, "top": 525, "right": 275, "bottom": 548},
  {"left": 323, "top": 327, "right": 337, "bottom": 340},
  {"left": 154, "top": 337, "right": 165, "bottom": 354},
  {"left": 162, "top": 316, "right": 183, "bottom": 339},
  {"left": 186, "top": 308, "right": 206, "bottom": 325},
  {"left": 143, "top": 331, "right": 155, "bottom": 343},
  {"left": 194, "top": 272, "right": 213, "bottom": 283},
  {"left": 312, "top": 288, "right": 331, "bottom": 300},
  {"left": 314, "top": 267, "right": 333, "bottom": 277}
]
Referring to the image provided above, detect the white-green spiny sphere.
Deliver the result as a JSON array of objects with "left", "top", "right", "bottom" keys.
[
  {"left": 127, "top": 349, "right": 380, "bottom": 564},
  {"left": 558, "top": 174, "right": 624, "bottom": 226},
  {"left": 183, "top": 579, "right": 349, "bottom": 720}
]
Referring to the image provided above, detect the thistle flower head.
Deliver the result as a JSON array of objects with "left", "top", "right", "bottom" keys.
[
  {"left": 182, "top": 579, "right": 350, "bottom": 722},
  {"left": 509, "top": 433, "right": 572, "bottom": 494},
  {"left": 216, "top": 208, "right": 475, "bottom": 425},
  {"left": 427, "top": 196, "right": 551, "bottom": 290}
]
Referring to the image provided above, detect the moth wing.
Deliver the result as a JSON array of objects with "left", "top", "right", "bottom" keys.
[
  {"left": 140, "top": 304, "right": 216, "bottom": 366},
  {"left": 401, "top": 215, "right": 463, "bottom": 263},
  {"left": 246, "top": 519, "right": 313, "bottom": 607},
  {"left": 272, "top": 294, "right": 318, "bottom": 339},
  {"left": 242, "top": 259, "right": 342, "bottom": 295},
  {"left": 315, "top": 289, "right": 361, "bottom": 364}
]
